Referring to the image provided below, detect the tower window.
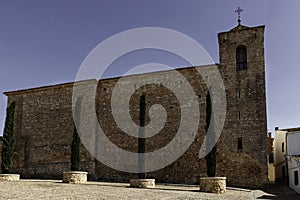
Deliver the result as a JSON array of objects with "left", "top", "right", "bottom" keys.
[
  {"left": 282, "top": 142, "right": 284, "bottom": 152},
  {"left": 236, "top": 45, "right": 247, "bottom": 70},
  {"left": 238, "top": 137, "right": 243, "bottom": 151}
]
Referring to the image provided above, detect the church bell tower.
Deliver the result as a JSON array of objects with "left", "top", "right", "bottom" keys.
[{"left": 216, "top": 8, "right": 268, "bottom": 187}]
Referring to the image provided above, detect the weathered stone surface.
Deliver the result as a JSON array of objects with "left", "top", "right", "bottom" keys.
[
  {"left": 2, "top": 24, "right": 268, "bottom": 189},
  {"left": 63, "top": 171, "right": 87, "bottom": 184},
  {"left": 0, "top": 180, "right": 259, "bottom": 199},
  {"left": 130, "top": 179, "right": 155, "bottom": 188},
  {"left": 200, "top": 177, "right": 226, "bottom": 194},
  {"left": 0, "top": 174, "right": 20, "bottom": 181}
]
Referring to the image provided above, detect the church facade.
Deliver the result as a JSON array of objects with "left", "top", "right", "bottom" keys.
[{"left": 2, "top": 23, "right": 268, "bottom": 188}]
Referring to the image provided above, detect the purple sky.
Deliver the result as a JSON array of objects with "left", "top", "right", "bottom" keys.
[{"left": 0, "top": 0, "right": 300, "bottom": 135}]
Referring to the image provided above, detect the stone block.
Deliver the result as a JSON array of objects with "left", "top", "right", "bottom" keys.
[
  {"left": 63, "top": 171, "right": 87, "bottom": 184},
  {"left": 200, "top": 177, "right": 226, "bottom": 194},
  {"left": 0, "top": 174, "right": 20, "bottom": 181},
  {"left": 130, "top": 179, "right": 155, "bottom": 188}
]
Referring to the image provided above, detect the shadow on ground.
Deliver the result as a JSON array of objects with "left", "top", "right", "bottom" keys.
[
  {"left": 80, "top": 182, "right": 199, "bottom": 193},
  {"left": 255, "top": 180, "right": 299, "bottom": 200}
]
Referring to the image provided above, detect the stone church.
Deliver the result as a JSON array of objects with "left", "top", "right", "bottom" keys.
[{"left": 2, "top": 22, "right": 268, "bottom": 188}]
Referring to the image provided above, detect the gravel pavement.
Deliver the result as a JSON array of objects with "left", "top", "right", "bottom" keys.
[{"left": 0, "top": 180, "right": 290, "bottom": 200}]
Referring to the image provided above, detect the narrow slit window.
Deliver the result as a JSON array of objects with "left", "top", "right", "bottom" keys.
[
  {"left": 236, "top": 45, "right": 247, "bottom": 70},
  {"left": 238, "top": 137, "right": 243, "bottom": 151},
  {"left": 282, "top": 142, "right": 284, "bottom": 152}
]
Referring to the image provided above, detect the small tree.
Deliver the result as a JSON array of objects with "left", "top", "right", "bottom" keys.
[
  {"left": 1, "top": 101, "right": 16, "bottom": 174},
  {"left": 204, "top": 90, "right": 217, "bottom": 177},
  {"left": 138, "top": 93, "right": 146, "bottom": 179},
  {"left": 71, "top": 97, "right": 82, "bottom": 171}
]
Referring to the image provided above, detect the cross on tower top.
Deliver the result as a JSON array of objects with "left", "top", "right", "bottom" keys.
[{"left": 235, "top": 7, "right": 243, "bottom": 25}]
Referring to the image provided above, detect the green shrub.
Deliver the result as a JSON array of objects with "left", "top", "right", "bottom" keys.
[
  {"left": 71, "top": 97, "right": 82, "bottom": 171},
  {"left": 138, "top": 93, "right": 146, "bottom": 179},
  {"left": 1, "top": 101, "right": 16, "bottom": 174},
  {"left": 204, "top": 91, "right": 217, "bottom": 177}
]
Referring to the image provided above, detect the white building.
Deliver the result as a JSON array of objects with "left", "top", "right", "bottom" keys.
[
  {"left": 287, "top": 156, "right": 300, "bottom": 193},
  {"left": 274, "top": 127, "right": 300, "bottom": 193}
]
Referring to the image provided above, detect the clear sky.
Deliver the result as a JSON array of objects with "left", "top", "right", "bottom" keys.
[{"left": 0, "top": 0, "right": 299, "bottom": 135}]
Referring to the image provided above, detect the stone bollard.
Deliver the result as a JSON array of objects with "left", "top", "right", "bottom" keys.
[
  {"left": 200, "top": 177, "right": 226, "bottom": 194},
  {"left": 63, "top": 171, "right": 87, "bottom": 184},
  {"left": 0, "top": 174, "right": 20, "bottom": 181},
  {"left": 130, "top": 179, "right": 155, "bottom": 188}
]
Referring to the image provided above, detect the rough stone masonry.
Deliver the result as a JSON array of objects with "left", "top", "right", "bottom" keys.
[{"left": 1, "top": 24, "right": 268, "bottom": 188}]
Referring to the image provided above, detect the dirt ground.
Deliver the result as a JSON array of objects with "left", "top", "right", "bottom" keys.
[{"left": 0, "top": 180, "right": 298, "bottom": 200}]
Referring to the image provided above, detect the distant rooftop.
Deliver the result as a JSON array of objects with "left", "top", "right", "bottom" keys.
[
  {"left": 291, "top": 156, "right": 300, "bottom": 163},
  {"left": 276, "top": 127, "right": 300, "bottom": 132}
]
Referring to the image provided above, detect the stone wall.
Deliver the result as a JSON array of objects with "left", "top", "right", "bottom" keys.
[
  {"left": 4, "top": 81, "right": 97, "bottom": 180},
  {"left": 2, "top": 24, "right": 268, "bottom": 188},
  {"left": 216, "top": 25, "right": 268, "bottom": 188}
]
